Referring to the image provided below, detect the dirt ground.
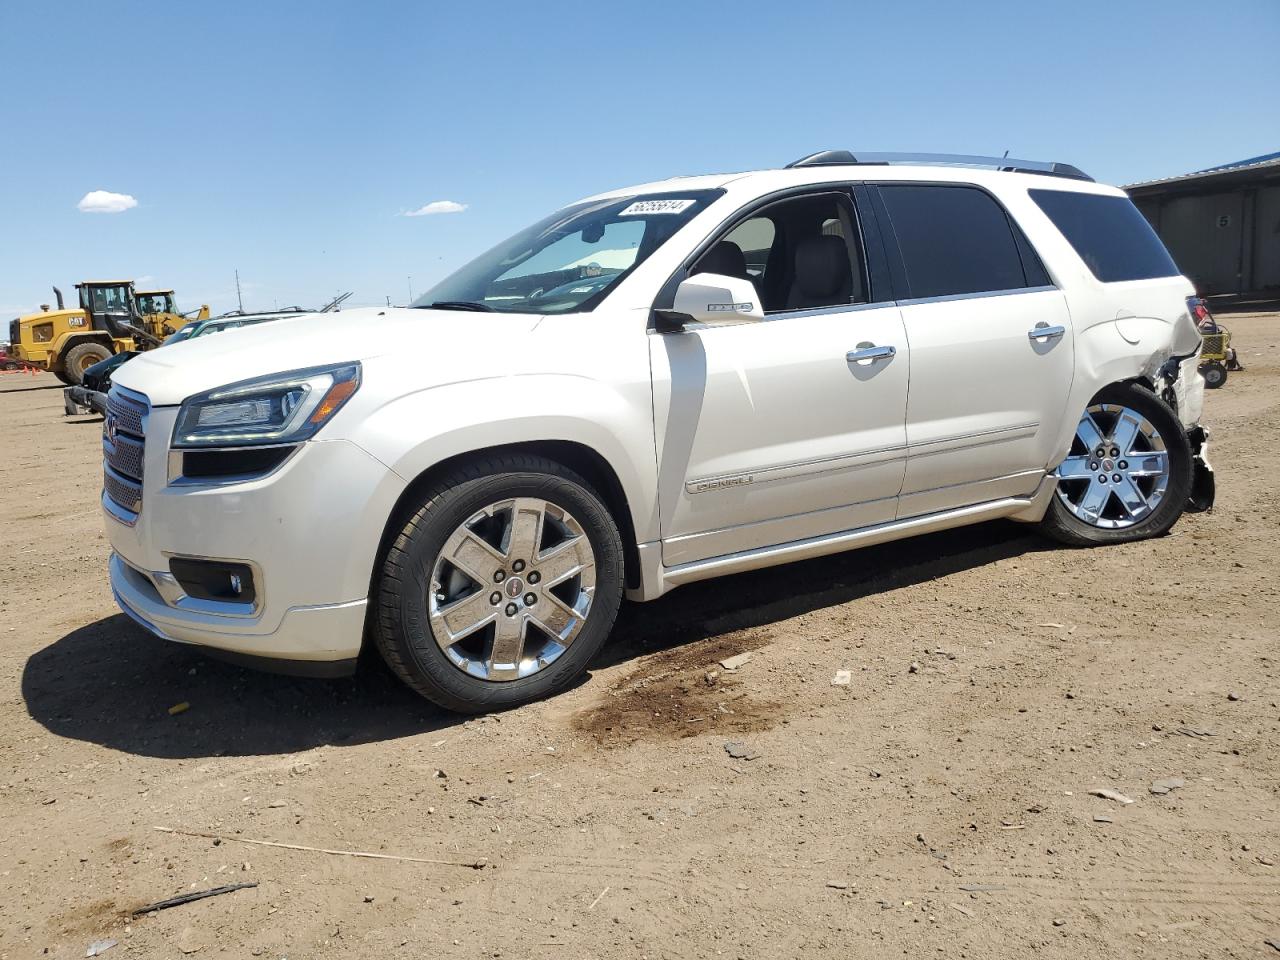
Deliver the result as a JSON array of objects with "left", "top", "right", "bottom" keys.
[{"left": 1, "top": 314, "right": 1278, "bottom": 960}]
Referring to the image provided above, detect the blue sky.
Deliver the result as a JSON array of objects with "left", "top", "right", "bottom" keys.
[{"left": 1, "top": 0, "right": 1276, "bottom": 318}]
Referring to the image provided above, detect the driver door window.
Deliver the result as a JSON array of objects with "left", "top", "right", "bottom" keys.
[{"left": 693, "top": 192, "right": 868, "bottom": 313}]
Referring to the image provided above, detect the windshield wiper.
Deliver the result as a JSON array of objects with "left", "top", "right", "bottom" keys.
[{"left": 418, "top": 300, "right": 495, "bottom": 312}]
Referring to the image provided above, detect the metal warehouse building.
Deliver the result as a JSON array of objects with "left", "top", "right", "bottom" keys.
[{"left": 1126, "top": 152, "right": 1280, "bottom": 305}]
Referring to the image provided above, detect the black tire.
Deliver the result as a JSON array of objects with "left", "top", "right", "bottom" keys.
[
  {"left": 53, "top": 369, "right": 74, "bottom": 385},
  {"left": 374, "top": 454, "right": 625, "bottom": 713},
  {"left": 62, "top": 342, "right": 112, "bottom": 385},
  {"left": 1038, "top": 382, "right": 1192, "bottom": 547},
  {"left": 1201, "top": 361, "right": 1227, "bottom": 389}
]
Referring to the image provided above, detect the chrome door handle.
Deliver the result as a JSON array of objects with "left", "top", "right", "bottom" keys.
[
  {"left": 1028, "top": 323, "right": 1066, "bottom": 341},
  {"left": 846, "top": 344, "right": 896, "bottom": 364}
]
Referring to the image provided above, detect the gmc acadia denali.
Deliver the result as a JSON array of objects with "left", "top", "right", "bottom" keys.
[{"left": 102, "top": 150, "right": 1214, "bottom": 712}]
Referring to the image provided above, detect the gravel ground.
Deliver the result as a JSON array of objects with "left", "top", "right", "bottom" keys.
[{"left": 1, "top": 312, "right": 1277, "bottom": 959}]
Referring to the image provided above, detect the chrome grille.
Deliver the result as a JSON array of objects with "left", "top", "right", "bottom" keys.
[
  {"left": 104, "top": 469, "right": 143, "bottom": 514},
  {"left": 104, "top": 388, "right": 148, "bottom": 516},
  {"left": 105, "top": 432, "right": 144, "bottom": 481},
  {"left": 106, "top": 390, "right": 146, "bottom": 437}
]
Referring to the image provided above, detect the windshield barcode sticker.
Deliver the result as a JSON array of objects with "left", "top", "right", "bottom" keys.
[{"left": 618, "top": 199, "right": 696, "bottom": 216}]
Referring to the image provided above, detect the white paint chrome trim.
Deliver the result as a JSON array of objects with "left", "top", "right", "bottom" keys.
[
  {"left": 1009, "top": 474, "right": 1060, "bottom": 523},
  {"left": 765, "top": 300, "right": 893, "bottom": 322},
  {"left": 101, "top": 490, "right": 138, "bottom": 527},
  {"left": 685, "top": 442, "right": 907, "bottom": 494},
  {"left": 894, "top": 284, "right": 1059, "bottom": 308},
  {"left": 684, "top": 423, "right": 1039, "bottom": 494},
  {"left": 905, "top": 421, "right": 1040, "bottom": 457},
  {"left": 660, "top": 493, "right": 1041, "bottom": 591},
  {"left": 1028, "top": 323, "right": 1066, "bottom": 341},
  {"left": 846, "top": 344, "right": 897, "bottom": 363}
]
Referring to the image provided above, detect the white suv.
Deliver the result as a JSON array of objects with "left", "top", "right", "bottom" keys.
[{"left": 103, "top": 150, "right": 1214, "bottom": 712}]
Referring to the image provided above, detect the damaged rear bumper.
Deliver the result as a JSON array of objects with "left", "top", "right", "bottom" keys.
[{"left": 1186, "top": 425, "right": 1215, "bottom": 513}]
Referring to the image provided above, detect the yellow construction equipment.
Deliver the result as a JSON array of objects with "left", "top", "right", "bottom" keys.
[
  {"left": 135, "top": 289, "right": 203, "bottom": 341},
  {"left": 7, "top": 281, "right": 209, "bottom": 384}
]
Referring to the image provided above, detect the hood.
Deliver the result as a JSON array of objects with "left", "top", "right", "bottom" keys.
[{"left": 111, "top": 307, "right": 541, "bottom": 406}]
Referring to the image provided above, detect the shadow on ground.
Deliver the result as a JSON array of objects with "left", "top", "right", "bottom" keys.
[
  {"left": 22, "top": 616, "right": 453, "bottom": 760},
  {"left": 600, "top": 519, "right": 1049, "bottom": 667},
  {"left": 23, "top": 519, "right": 1047, "bottom": 760}
]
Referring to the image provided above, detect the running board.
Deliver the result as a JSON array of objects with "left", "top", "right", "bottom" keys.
[{"left": 656, "top": 479, "right": 1055, "bottom": 594}]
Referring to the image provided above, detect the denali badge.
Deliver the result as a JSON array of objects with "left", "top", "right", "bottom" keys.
[{"left": 688, "top": 473, "right": 754, "bottom": 494}]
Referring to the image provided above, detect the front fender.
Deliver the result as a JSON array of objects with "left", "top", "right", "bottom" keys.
[{"left": 348, "top": 373, "right": 660, "bottom": 543}]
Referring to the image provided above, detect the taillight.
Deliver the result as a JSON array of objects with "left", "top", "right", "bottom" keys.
[{"left": 1187, "top": 295, "right": 1214, "bottom": 329}]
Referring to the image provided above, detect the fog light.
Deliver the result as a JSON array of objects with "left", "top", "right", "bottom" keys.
[{"left": 169, "top": 557, "right": 257, "bottom": 604}]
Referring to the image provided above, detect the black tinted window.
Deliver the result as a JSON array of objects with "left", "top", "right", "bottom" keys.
[
  {"left": 1030, "top": 190, "right": 1179, "bottom": 282},
  {"left": 878, "top": 185, "right": 1032, "bottom": 299}
]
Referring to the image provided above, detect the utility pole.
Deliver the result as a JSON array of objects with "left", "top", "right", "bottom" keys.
[{"left": 235, "top": 269, "right": 245, "bottom": 313}]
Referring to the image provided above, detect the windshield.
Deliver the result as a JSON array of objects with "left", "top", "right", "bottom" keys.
[
  {"left": 412, "top": 190, "right": 721, "bottom": 314},
  {"left": 84, "top": 285, "right": 133, "bottom": 314}
]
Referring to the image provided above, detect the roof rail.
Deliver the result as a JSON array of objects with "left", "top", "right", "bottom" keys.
[{"left": 785, "top": 150, "right": 1093, "bottom": 182}]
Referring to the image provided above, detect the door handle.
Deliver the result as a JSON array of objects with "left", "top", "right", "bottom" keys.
[
  {"left": 1028, "top": 323, "right": 1066, "bottom": 342},
  {"left": 846, "top": 344, "right": 896, "bottom": 364}
]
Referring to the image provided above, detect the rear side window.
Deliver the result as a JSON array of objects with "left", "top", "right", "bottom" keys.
[
  {"left": 1030, "top": 189, "right": 1179, "bottom": 282},
  {"left": 877, "top": 185, "right": 1041, "bottom": 299}
]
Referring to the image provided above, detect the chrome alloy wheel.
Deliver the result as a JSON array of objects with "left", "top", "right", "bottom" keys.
[
  {"left": 428, "top": 497, "right": 596, "bottom": 682},
  {"left": 1054, "top": 403, "right": 1171, "bottom": 529}
]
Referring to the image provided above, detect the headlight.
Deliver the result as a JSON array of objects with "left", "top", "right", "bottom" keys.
[{"left": 172, "top": 362, "right": 360, "bottom": 448}]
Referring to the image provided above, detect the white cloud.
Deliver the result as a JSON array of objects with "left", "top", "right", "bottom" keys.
[
  {"left": 402, "top": 200, "right": 467, "bottom": 217},
  {"left": 78, "top": 190, "right": 137, "bottom": 214}
]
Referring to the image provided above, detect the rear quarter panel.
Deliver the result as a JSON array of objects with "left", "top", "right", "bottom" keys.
[{"left": 1001, "top": 183, "right": 1201, "bottom": 468}]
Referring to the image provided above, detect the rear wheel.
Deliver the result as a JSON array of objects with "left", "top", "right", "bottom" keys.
[
  {"left": 62, "top": 342, "right": 112, "bottom": 385},
  {"left": 374, "top": 454, "right": 625, "bottom": 713},
  {"left": 1201, "top": 360, "right": 1228, "bottom": 389},
  {"left": 1038, "top": 382, "right": 1192, "bottom": 547}
]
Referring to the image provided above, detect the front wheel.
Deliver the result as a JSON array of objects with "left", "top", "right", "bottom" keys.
[
  {"left": 1038, "top": 382, "right": 1192, "bottom": 547},
  {"left": 374, "top": 454, "right": 625, "bottom": 713}
]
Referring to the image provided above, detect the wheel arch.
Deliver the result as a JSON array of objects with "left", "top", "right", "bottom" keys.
[
  {"left": 370, "top": 440, "right": 644, "bottom": 604},
  {"left": 1048, "top": 318, "right": 1182, "bottom": 474}
]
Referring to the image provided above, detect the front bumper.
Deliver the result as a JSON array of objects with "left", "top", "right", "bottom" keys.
[
  {"left": 104, "top": 409, "right": 407, "bottom": 667},
  {"left": 111, "top": 553, "right": 365, "bottom": 674}
]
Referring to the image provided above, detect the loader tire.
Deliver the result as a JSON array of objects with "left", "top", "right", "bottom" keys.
[{"left": 63, "top": 343, "right": 112, "bottom": 386}]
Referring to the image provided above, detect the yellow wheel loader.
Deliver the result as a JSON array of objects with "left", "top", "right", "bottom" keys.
[
  {"left": 135, "top": 289, "right": 205, "bottom": 341},
  {"left": 7, "top": 281, "right": 209, "bottom": 385}
]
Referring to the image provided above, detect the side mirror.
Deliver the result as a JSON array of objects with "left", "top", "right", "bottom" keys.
[{"left": 666, "top": 273, "right": 765, "bottom": 327}]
